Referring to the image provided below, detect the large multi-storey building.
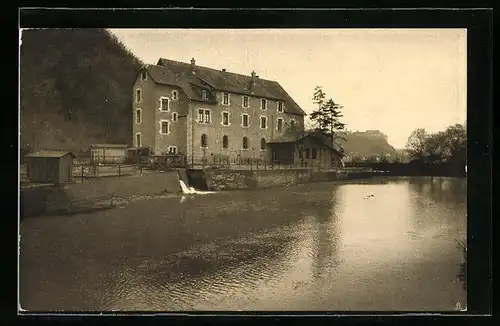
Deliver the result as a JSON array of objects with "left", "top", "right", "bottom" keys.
[{"left": 132, "top": 57, "right": 307, "bottom": 163}]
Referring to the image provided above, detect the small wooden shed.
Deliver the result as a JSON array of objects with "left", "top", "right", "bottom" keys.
[
  {"left": 89, "top": 144, "right": 128, "bottom": 164},
  {"left": 24, "top": 150, "right": 76, "bottom": 184}
]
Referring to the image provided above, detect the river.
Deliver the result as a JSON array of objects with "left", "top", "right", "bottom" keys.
[{"left": 19, "top": 176, "right": 467, "bottom": 312}]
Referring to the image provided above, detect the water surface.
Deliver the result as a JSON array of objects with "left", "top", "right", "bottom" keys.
[{"left": 20, "top": 176, "right": 467, "bottom": 311}]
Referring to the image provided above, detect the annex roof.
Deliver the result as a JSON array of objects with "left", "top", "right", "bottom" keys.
[{"left": 268, "top": 132, "right": 344, "bottom": 156}]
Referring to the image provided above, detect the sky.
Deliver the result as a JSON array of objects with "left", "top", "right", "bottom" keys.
[{"left": 109, "top": 28, "right": 467, "bottom": 148}]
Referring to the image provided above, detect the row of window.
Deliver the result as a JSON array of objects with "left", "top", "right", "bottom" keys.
[
  {"left": 217, "top": 92, "right": 284, "bottom": 112},
  {"left": 135, "top": 109, "right": 178, "bottom": 124},
  {"left": 137, "top": 112, "right": 295, "bottom": 137},
  {"left": 136, "top": 88, "right": 284, "bottom": 113},
  {"left": 134, "top": 132, "right": 320, "bottom": 158},
  {"left": 201, "top": 134, "right": 267, "bottom": 151},
  {"left": 136, "top": 106, "right": 294, "bottom": 131},
  {"left": 198, "top": 109, "right": 295, "bottom": 131},
  {"left": 133, "top": 134, "right": 266, "bottom": 152}
]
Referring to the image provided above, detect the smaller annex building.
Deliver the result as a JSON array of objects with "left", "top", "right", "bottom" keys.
[{"left": 89, "top": 144, "right": 128, "bottom": 164}]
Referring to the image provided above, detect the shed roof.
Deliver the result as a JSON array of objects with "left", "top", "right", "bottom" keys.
[
  {"left": 268, "top": 132, "right": 344, "bottom": 156},
  {"left": 90, "top": 144, "right": 128, "bottom": 149},
  {"left": 267, "top": 134, "right": 299, "bottom": 144},
  {"left": 24, "top": 150, "right": 76, "bottom": 158}
]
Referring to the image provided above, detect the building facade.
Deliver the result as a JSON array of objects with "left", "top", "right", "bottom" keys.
[{"left": 132, "top": 58, "right": 306, "bottom": 164}]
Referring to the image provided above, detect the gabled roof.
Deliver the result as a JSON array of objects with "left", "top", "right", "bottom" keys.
[
  {"left": 142, "top": 58, "right": 306, "bottom": 116},
  {"left": 268, "top": 132, "right": 343, "bottom": 156},
  {"left": 25, "top": 150, "right": 76, "bottom": 158}
]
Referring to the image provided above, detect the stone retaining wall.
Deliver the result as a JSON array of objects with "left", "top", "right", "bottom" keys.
[
  {"left": 20, "top": 171, "right": 181, "bottom": 218},
  {"left": 201, "top": 169, "right": 341, "bottom": 191}
]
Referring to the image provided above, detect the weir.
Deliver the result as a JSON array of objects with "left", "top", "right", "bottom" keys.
[
  {"left": 177, "top": 169, "right": 191, "bottom": 188},
  {"left": 177, "top": 168, "right": 215, "bottom": 195}
]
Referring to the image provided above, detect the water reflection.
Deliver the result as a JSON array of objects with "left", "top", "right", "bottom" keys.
[
  {"left": 102, "top": 216, "right": 342, "bottom": 311},
  {"left": 101, "top": 187, "right": 345, "bottom": 311},
  {"left": 407, "top": 177, "right": 467, "bottom": 240},
  {"left": 309, "top": 191, "right": 342, "bottom": 283},
  {"left": 102, "top": 231, "right": 300, "bottom": 310}
]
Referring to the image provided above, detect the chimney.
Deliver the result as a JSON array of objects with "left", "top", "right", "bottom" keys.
[
  {"left": 250, "top": 70, "right": 257, "bottom": 90},
  {"left": 190, "top": 58, "right": 196, "bottom": 74}
]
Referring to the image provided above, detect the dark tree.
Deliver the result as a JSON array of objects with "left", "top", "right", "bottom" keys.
[
  {"left": 309, "top": 86, "right": 346, "bottom": 151},
  {"left": 405, "top": 123, "right": 466, "bottom": 165}
]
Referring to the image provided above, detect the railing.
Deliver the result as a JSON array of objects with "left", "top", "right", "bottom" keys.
[
  {"left": 21, "top": 154, "right": 187, "bottom": 184},
  {"left": 187, "top": 153, "right": 329, "bottom": 171},
  {"left": 72, "top": 154, "right": 187, "bottom": 182}
]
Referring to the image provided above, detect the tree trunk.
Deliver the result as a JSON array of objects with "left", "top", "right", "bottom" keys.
[{"left": 330, "top": 124, "right": 335, "bottom": 167}]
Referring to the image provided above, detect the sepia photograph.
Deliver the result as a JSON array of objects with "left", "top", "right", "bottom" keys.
[{"left": 19, "top": 26, "right": 469, "bottom": 312}]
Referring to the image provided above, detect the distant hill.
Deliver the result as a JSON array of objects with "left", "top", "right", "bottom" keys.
[
  {"left": 20, "top": 28, "right": 143, "bottom": 152},
  {"left": 340, "top": 130, "right": 398, "bottom": 158}
]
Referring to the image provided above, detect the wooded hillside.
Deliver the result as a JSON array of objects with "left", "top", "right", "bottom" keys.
[
  {"left": 20, "top": 28, "right": 143, "bottom": 152},
  {"left": 340, "top": 131, "right": 398, "bottom": 158}
]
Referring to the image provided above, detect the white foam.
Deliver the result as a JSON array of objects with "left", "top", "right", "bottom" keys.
[{"left": 179, "top": 179, "right": 216, "bottom": 195}]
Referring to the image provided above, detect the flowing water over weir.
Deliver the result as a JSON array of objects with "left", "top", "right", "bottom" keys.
[{"left": 20, "top": 177, "right": 466, "bottom": 312}]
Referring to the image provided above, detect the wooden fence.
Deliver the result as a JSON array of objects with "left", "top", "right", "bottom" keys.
[{"left": 71, "top": 154, "right": 187, "bottom": 182}]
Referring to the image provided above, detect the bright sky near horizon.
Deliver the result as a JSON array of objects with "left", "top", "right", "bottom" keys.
[{"left": 109, "top": 28, "right": 467, "bottom": 148}]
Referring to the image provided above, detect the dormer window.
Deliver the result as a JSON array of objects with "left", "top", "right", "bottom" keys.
[
  {"left": 202, "top": 90, "right": 208, "bottom": 100},
  {"left": 277, "top": 101, "right": 284, "bottom": 113},
  {"left": 141, "top": 71, "right": 147, "bottom": 81},
  {"left": 222, "top": 92, "right": 230, "bottom": 106}
]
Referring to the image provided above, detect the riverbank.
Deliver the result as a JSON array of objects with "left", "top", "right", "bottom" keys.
[
  {"left": 20, "top": 166, "right": 463, "bottom": 219},
  {"left": 20, "top": 170, "right": 182, "bottom": 218}
]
